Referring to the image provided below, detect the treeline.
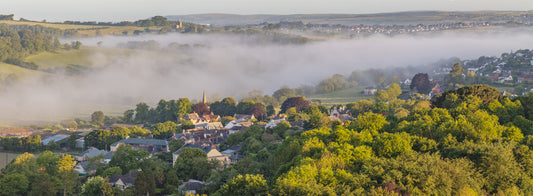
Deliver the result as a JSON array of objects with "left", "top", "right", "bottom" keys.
[
  {"left": 0, "top": 152, "right": 78, "bottom": 196},
  {"left": 63, "top": 16, "right": 174, "bottom": 27},
  {"left": 0, "top": 135, "right": 41, "bottom": 152},
  {"left": 0, "top": 14, "right": 14, "bottom": 20}
]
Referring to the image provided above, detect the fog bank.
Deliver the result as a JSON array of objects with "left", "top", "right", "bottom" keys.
[{"left": 3, "top": 30, "right": 533, "bottom": 123}]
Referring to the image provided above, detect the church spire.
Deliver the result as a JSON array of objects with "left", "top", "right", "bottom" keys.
[{"left": 202, "top": 91, "right": 207, "bottom": 104}]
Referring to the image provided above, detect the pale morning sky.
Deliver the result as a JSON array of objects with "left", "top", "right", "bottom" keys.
[{"left": 1, "top": 0, "right": 533, "bottom": 22}]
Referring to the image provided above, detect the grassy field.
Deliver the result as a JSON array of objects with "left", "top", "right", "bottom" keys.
[
  {"left": 308, "top": 87, "right": 373, "bottom": 106},
  {"left": 0, "top": 152, "right": 20, "bottom": 169},
  {"left": 0, "top": 62, "right": 50, "bottom": 80},
  {"left": 0, "top": 20, "right": 148, "bottom": 36}
]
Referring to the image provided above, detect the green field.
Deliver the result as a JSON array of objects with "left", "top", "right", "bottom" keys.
[
  {"left": 0, "top": 20, "right": 149, "bottom": 37},
  {"left": 0, "top": 152, "right": 20, "bottom": 169},
  {"left": 308, "top": 87, "right": 373, "bottom": 106}
]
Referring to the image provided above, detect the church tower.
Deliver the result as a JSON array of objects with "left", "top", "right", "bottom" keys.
[{"left": 202, "top": 91, "right": 207, "bottom": 104}]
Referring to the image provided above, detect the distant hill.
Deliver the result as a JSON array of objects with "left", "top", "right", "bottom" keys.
[{"left": 166, "top": 11, "right": 533, "bottom": 26}]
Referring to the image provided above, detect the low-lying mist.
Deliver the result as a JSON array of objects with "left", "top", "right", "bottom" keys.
[{"left": 3, "top": 29, "right": 533, "bottom": 124}]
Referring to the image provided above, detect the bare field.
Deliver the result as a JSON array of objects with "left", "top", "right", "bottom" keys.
[{"left": 0, "top": 152, "right": 20, "bottom": 169}]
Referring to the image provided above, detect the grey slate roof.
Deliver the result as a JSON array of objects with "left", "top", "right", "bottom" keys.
[
  {"left": 42, "top": 135, "right": 69, "bottom": 145},
  {"left": 78, "top": 147, "right": 106, "bottom": 158},
  {"left": 172, "top": 143, "right": 210, "bottom": 155},
  {"left": 111, "top": 138, "right": 168, "bottom": 147}
]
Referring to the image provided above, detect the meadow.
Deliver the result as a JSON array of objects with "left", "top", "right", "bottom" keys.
[{"left": 308, "top": 86, "right": 371, "bottom": 106}]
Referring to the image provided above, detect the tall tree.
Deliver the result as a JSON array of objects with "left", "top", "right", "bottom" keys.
[
  {"left": 109, "top": 145, "right": 149, "bottom": 173},
  {"left": 0, "top": 173, "right": 29, "bottom": 196},
  {"left": 57, "top": 154, "right": 77, "bottom": 196},
  {"left": 174, "top": 147, "right": 212, "bottom": 181},
  {"left": 123, "top": 109, "right": 135, "bottom": 124},
  {"left": 448, "top": 62, "right": 465, "bottom": 89},
  {"left": 273, "top": 87, "right": 296, "bottom": 102},
  {"left": 91, "top": 111, "right": 105, "bottom": 126},
  {"left": 410, "top": 73, "right": 432, "bottom": 94},
  {"left": 134, "top": 102, "right": 150, "bottom": 124},
  {"left": 249, "top": 103, "right": 266, "bottom": 121},
  {"left": 236, "top": 101, "right": 255, "bottom": 115},
  {"left": 135, "top": 170, "right": 156, "bottom": 196},
  {"left": 280, "top": 96, "right": 311, "bottom": 114},
  {"left": 192, "top": 103, "right": 211, "bottom": 116}
]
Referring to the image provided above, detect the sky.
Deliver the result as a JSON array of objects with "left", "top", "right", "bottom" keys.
[{"left": 1, "top": 0, "right": 533, "bottom": 22}]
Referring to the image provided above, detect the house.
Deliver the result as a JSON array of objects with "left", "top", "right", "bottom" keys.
[
  {"left": 109, "top": 171, "right": 138, "bottom": 190},
  {"left": 110, "top": 138, "right": 169, "bottom": 153},
  {"left": 180, "top": 128, "right": 230, "bottom": 146},
  {"left": 206, "top": 147, "right": 231, "bottom": 165},
  {"left": 202, "top": 114, "right": 220, "bottom": 122},
  {"left": 42, "top": 135, "right": 69, "bottom": 145},
  {"left": 234, "top": 114, "right": 255, "bottom": 121},
  {"left": 225, "top": 120, "right": 253, "bottom": 129},
  {"left": 74, "top": 161, "right": 94, "bottom": 176},
  {"left": 403, "top": 78, "right": 412, "bottom": 86},
  {"left": 172, "top": 144, "right": 230, "bottom": 166},
  {"left": 265, "top": 117, "right": 288, "bottom": 129},
  {"left": 195, "top": 122, "right": 224, "bottom": 130},
  {"left": 221, "top": 144, "right": 242, "bottom": 164},
  {"left": 498, "top": 74, "right": 513, "bottom": 83},
  {"left": 179, "top": 179, "right": 206, "bottom": 194},
  {"left": 228, "top": 125, "right": 249, "bottom": 134},
  {"left": 364, "top": 87, "right": 378, "bottom": 96},
  {"left": 76, "top": 147, "right": 106, "bottom": 162},
  {"left": 75, "top": 138, "right": 84, "bottom": 149},
  {"left": 184, "top": 113, "right": 209, "bottom": 124},
  {"left": 329, "top": 107, "right": 353, "bottom": 122}
]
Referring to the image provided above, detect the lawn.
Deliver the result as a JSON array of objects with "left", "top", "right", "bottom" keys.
[{"left": 308, "top": 87, "right": 373, "bottom": 106}]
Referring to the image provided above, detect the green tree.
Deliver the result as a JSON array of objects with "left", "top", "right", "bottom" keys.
[
  {"left": 135, "top": 170, "right": 156, "bottom": 196},
  {"left": 123, "top": 109, "right": 135, "bottom": 124},
  {"left": 109, "top": 145, "right": 149, "bottom": 173},
  {"left": 273, "top": 87, "right": 296, "bottom": 102},
  {"left": 211, "top": 97, "right": 237, "bottom": 117},
  {"left": 237, "top": 100, "right": 255, "bottom": 114},
  {"left": 386, "top": 83, "right": 402, "bottom": 99},
  {"left": 0, "top": 173, "right": 29, "bottom": 196},
  {"left": 169, "top": 139, "right": 185, "bottom": 152},
  {"left": 28, "top": 173, "right": 57, "bottom": 196},
  {"left": 175, "top": 147, "right": 212, "bottom": 181},
  {"left": 102, "top": 167, "right": 122, "bottom": 178},
  {"left": 91, "top": 111, "right": 105, "bottom": 126},
  {"left": 372, "top": 132, "right": 412, "bottom": 158},
  {"left": 217, "top": 174, "right": 269, "bottom": 196},
  {"left": 84, "top": 129, "right": 111, "bottom": 150},
  {"left": 36, "top": 150, "right": 60, "bottom": 176},
  {"left": 152, "top": 121, "right": 178, "bottom": 139},
  {"left": 134, "top": 102, "right": 151, "bottom": 124},
  {"left": 448, "top": 62, "right": 465, "bottom": 89},
  {"left": 81, "top": 176, "right": 106, "bottom": 196}
]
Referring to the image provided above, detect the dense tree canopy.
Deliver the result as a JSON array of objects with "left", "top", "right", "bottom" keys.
[{"left": 280, "top": 96, "right": 311, "bottom": 114}]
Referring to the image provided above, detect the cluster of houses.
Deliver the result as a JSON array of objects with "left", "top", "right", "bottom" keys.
[{"left": 256, "top": 21, "right": 492, "bottom": 37}]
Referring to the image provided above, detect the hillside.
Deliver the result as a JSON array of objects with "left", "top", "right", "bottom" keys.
[{"left": 167, "top": 11, "right": 533, "bottom": 26}]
